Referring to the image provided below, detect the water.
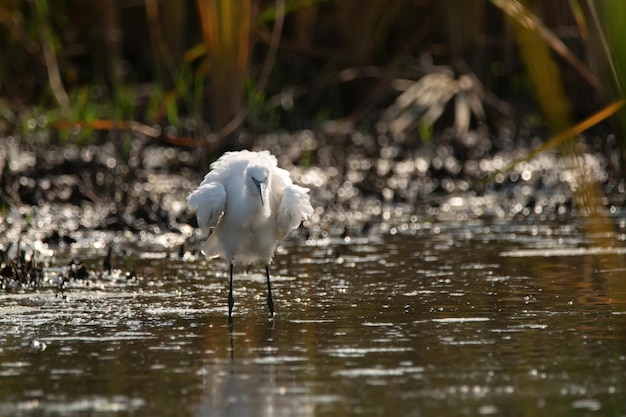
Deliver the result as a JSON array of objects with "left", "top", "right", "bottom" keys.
[{"left": 1, "top": 218, "right": 626, "bottom": 416}]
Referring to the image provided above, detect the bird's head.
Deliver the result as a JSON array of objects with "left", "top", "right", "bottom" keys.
[{"left": 247, "top": 165, "right": 270, "bottom": 207}]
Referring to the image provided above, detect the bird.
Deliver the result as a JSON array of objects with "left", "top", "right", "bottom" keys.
[{"left": 187, "top": 150, "right": 314, "bottom": 319}]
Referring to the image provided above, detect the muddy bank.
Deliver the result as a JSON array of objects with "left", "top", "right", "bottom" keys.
[{"left": 1, "top": 129, "right": 624, "bottom": 266}]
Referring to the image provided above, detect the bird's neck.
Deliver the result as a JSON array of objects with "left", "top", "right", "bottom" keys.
[{"left": 245, "top": 186, "right": 269, "bottom": 215}]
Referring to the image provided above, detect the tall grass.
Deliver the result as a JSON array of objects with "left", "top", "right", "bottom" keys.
[
  {"left": 196, "top": 0, "right": 255, "bottom": 142},
  {"left": 1, "top": 0, "right": 626, "bottom": 160},
  {"left": 493, "top": 0, "right": 625, "bottom": 285},
  {"left": 587, "top": 1, "right": 626, "bottom": 168},
  {"left": 32, "top": 0, "right": 69, "bottom": 110}
]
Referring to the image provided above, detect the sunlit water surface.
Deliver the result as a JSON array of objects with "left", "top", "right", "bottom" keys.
[{"left": 1, "top": 217, "right": 626, "bottom": 417}]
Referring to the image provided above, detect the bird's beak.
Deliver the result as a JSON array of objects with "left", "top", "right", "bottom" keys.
[{"left": 254, "top": 179, "right": 264, "bottom": 206}]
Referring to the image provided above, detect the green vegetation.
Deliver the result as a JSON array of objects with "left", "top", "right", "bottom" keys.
[
  {"left": 0, "top": 1, "right": 625, "bottom": 175},
  {"left": 0, "top": 1, "right": 621, "bottom": 142}
]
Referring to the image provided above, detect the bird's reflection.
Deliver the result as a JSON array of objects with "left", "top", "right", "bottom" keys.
[
  {"left": 228, "top": 317, "right": 275, "bottom": 362},
  {"left": 195, "top": 320, "right": 313, "bottom": 417}
]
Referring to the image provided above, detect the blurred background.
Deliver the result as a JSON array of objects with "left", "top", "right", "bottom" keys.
[{"left": 1, "top": 0, "right": 625, "bottom": 160}]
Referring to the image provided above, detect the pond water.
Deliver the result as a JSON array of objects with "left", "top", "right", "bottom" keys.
[{"left": 1, "top": 215, "right": 626, "bottom": 416}]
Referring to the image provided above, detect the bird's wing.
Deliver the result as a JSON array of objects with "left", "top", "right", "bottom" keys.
[
  {"left": 187, "top": 183, "right": 226, "bottom": 233},
  {"left": 276, "top": 185, "right": 314, "bottom": 240}
]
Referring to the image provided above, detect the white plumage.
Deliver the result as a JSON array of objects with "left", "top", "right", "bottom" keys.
[{"left": 187, "top": 150, "right": 313, "bottom": 319}]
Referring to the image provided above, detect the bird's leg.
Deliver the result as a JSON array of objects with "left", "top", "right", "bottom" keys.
[
  {"left": 265, "top": 264, "right": 274, "bottom": 318},
  {"left": 228, "top": 263, "right": 235, "bottom": 318}
]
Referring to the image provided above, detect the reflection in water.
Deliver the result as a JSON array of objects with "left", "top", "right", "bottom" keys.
[
  {"left": 0, "top": 218, "right": 625, "bottom": 416},
  {"left": 195, "top": 321, "right": 315, "bottom": 417},
  {"left": 196, "top": 361, "right": 316, "bottom": 417}
]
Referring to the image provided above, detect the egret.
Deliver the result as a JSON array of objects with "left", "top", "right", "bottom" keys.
[{"left": 187, "top": 150, "right": 314, "bottom": 319}]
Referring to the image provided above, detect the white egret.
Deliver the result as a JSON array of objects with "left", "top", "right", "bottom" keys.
[{"left": 187, "top": 150, "right": 313, "bottom": 319}]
